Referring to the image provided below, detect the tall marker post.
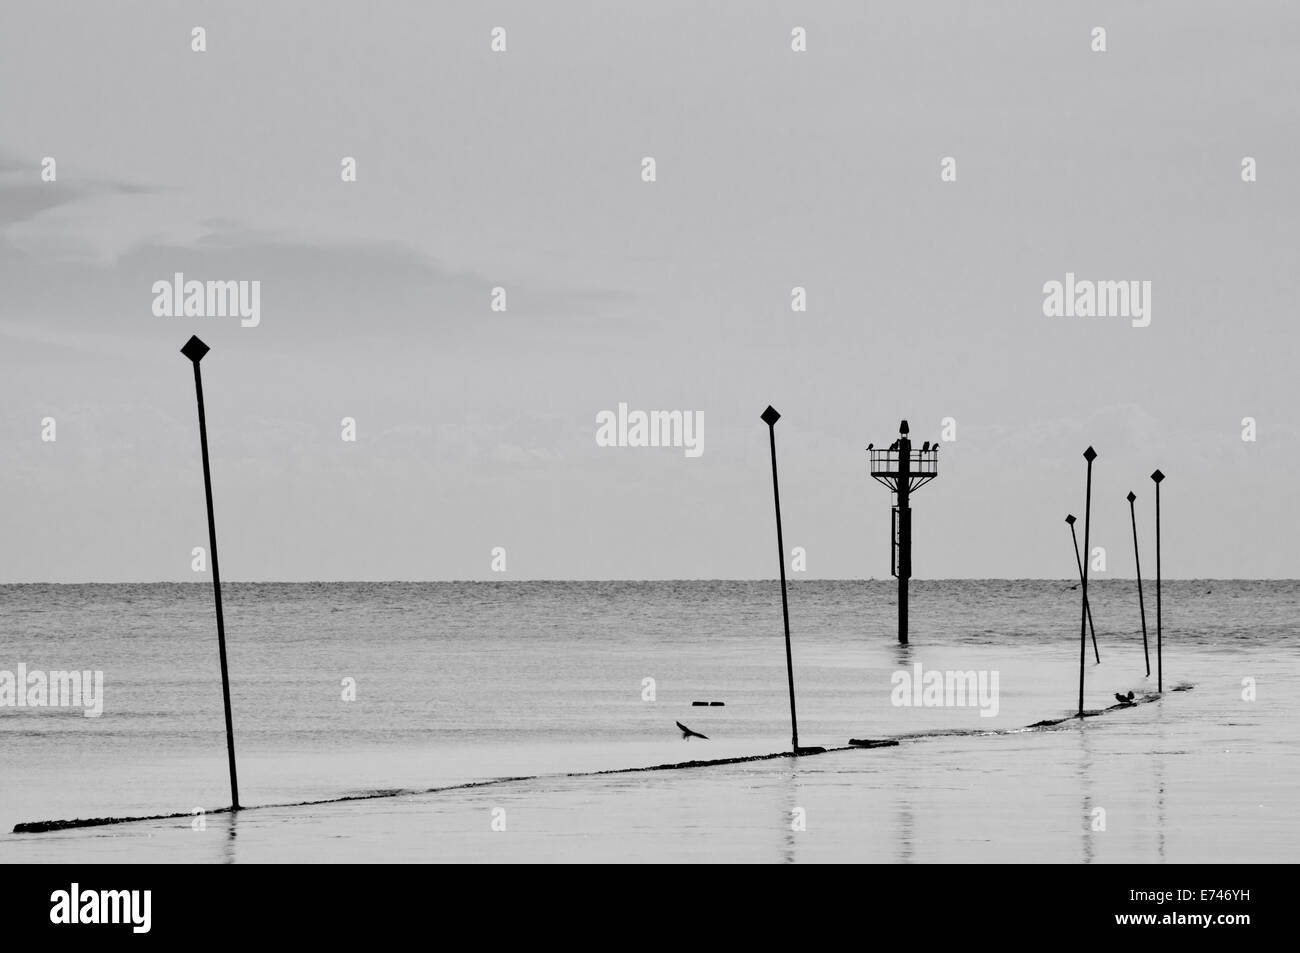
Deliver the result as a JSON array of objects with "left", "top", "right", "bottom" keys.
[
  {"left": 761, "top": 405, "right": 801, "bottom": 754},
  {"left": 1151, "top": 469, "right": 1165, "bottom": 692},
  {"left": 182, "top": 335, "right": 240, "bottom": 810}
]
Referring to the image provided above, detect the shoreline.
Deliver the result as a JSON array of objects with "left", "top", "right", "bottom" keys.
[{"left": 12, "top": 694, "right": 1166, "bottom": 835}]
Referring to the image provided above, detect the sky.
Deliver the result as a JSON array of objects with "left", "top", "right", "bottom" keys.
[{"left": 1, "top": 1, "right": 1297, "bottom": 581}]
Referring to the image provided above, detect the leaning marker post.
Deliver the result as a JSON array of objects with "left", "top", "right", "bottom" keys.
[
  {"left": 1065, "top": 514, "right": 1100, "bottom": 663},
  {"left": 1078, "top": 446, "right": 1096, "bottom": 716},
  {"left": 1127, "top": 491, "right": 1150, "bottom": 677},
  {"left": 761, "top": 405, "right": 802, "bottom": 754},
  {"left": 182, "top": 335, "right": 240, "bottom": 810}
]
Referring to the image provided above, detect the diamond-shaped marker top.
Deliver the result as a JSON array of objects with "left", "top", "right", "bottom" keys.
[
  {"left": 760, "top": 405, "right": 781, "bottom": 426},
  {"left": 1151, "top": 469, "right": 1165, "bottom": 483},
  {"left": 181, "top": 335, "right": 210, "bottom": 363},
  {"left": 1126, "top": 491, "right": 1137, "bottom": 503},
  {"left": 1065, "top": 514, "right": 1076, "bottom": 525},
  {"left": 1083, "top": 446, "right": 1097, "bottom": 461}
]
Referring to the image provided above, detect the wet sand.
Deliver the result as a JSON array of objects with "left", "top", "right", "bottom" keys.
[{"left": 6, "top": 688, "right": 1293, "bottom": 863}]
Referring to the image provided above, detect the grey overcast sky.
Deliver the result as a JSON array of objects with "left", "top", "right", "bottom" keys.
[{"left": 1, "top": 1, "right": 1297, "bottom": 582}]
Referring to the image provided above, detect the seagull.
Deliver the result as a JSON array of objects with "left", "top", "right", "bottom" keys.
[
  {"left": 676, "top": 721, "right": 708, "bottom": 740},
  {"left": 1113, "top": 691, "right": 1136, "bottom": 706},
  {"left": 921, "top": 441, "right": 930, "bottom": 452},
  {"left": 866, "top": 443, "right": 874, "bottom": 451}
]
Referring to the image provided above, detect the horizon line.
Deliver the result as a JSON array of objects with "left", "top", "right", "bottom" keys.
[{"left": 2, "top": 577, "right": 1294, "bottom": 585}]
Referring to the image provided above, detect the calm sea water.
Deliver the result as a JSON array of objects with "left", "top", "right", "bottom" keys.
[{"left": 1, "top": 580, "right": 1297, "bottom": 862}]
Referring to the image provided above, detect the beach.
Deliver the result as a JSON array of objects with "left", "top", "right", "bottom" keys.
[{"left": 2, "top": 580, "right": 1297, "bottom": 862}]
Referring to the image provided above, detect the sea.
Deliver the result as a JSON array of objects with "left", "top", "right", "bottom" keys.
[{"left": 1, "top": 580, "right": 1296, "bottom": 863}]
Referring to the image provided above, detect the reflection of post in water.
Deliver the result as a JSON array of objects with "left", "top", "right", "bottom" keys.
[
  {"left": 896, "top": 795, "right": 916, "bottom": 864},
  {"left": 780, "top": 770, "right": 798, "bottom": 865},
  {"left": 893, "top": 640, "right": 914, "bottom": 673},
  {"left": 1079, "top": 721, "right": 1096, "bottom": 864},
  {"left": 1154, "top": 718, "right": 1167, "bottom": 862},
  {"left": 223, "top": 810, "right": 238, "bottom": 865}
]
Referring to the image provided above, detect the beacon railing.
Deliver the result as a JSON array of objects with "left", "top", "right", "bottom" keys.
[{"left": 869, "top": 448, "right": 939, "bottom": 492}]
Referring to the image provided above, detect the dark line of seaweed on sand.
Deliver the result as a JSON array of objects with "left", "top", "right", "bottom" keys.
[{"left": 12, "top": 688, "right": 1190, "bottom": 835}]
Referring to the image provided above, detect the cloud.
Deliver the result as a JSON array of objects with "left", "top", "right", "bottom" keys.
[
  {"left": 0, "top": 211, "right": 644, "bottom": 370},
  {"left": 0, "top": 150, "right": 156, "bottom": 229}
]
